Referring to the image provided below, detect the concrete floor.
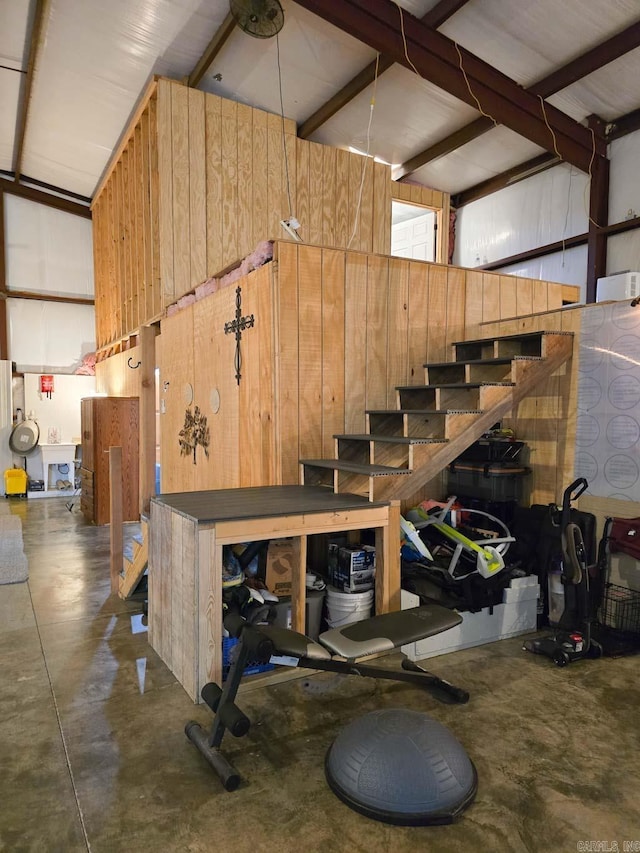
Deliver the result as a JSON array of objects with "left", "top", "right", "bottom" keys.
[{"left": 1, "top": 496, "right": 639, "bottom": 852}]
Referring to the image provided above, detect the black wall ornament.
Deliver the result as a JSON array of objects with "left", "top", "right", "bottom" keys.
[
  {"left": 179, "top": 405, "right": 210, "bottom": 465},
  {"left": 224, "top": 286, "right": 255, "bottom": 385}
]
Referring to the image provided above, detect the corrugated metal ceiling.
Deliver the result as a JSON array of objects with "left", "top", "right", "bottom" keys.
[{"left": 1, "top": 0, "right": 639, "bottom": 201}]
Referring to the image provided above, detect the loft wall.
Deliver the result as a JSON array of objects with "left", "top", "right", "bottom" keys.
[
  {"left": 91, "top": 88, "right": 161, "bottom": 348},
  {"left": 157, "top": 241, "right": 576, "bottom": 503},
  {"left": 92, "top": 78, "right": 452, "bottom": 352},
  {"left": 93, "top": 78, "right": 449, "bottom": 350}
]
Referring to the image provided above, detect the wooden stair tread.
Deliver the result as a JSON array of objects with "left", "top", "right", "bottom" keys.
[
  {"left": 301, "top": 330, "right": 574, "bottom": 503},
  {"left": 453, "top": 330, "right": 573, "bottom": 347},
  {"left": 396, "top": 382, "right": 515, "bottom": 390},
  {"left": 301, "top": 459, "right": 410, "bottom": 476},
  {"left": 422, "top": 356, "right": 542, "bottom": 367},
  {"left": 334, "top": 434, "right": 448, "bottom": 444},
  {"left": 366, "top": 408, "right": 486, "bottom": 415}
]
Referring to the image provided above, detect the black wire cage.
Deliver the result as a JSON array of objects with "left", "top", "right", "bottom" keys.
[
  {"left": 599, "top": 582, "right": 640, "bottom": 636},
  {"left": 593, "top": 517, "right": 640, "bottom": 656}
]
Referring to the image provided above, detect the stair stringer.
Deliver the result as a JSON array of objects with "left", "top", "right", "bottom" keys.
[
  {"left": 373, "top": 333, "right": 574, "bottom": 503},
  {"left": 119, "top": 518, "right": 149, "bottom": 600}
]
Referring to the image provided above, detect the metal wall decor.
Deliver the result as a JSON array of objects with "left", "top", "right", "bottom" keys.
[
  {"left": 224, "top": 286, "right": 255, "bottom": 385},
  {"left": 179, "top": 405, "right": 210, "bottom": 465}
]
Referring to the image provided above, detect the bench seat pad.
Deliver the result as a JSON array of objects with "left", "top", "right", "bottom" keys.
[
  {"left": 319, "top": 605, "right": 462, "bottom": 660},
  {"left": 259, "top": 625, "right": 332, "bottom": 660}
]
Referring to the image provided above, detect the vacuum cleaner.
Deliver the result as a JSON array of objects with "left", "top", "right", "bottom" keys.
[{"left": 523, "top": 478, "right": 603, "bottom": 666}]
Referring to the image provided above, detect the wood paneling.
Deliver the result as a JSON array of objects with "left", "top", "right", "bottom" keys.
[
  {"left": 344, "top": 252, "right": 368, "bottom": 432},
  {"left": 92, "top": 84, "right": 163, "bottom": 349},
  {"left": 321, "top": 249, "right": 346, "bottom": 454},
  {"left": 157, "top": 244, "right": 574, "bottom": 495},
  {"left": 94, "top": 81, "right": 403, "bottom": 347},
  {"left": 159, "top": 303, "right": 196, "bottom": 495}
]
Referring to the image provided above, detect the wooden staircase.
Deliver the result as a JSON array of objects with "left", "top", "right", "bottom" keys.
[{"left": 301, "top": 330, "right": 574, "bottom": 503}]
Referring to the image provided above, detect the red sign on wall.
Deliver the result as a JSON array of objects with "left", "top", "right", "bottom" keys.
[{"left": 40, "top": 375, "right": 54, "bottom": 398}]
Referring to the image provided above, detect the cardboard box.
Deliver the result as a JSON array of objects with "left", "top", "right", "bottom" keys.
[
  {"left": 328, "top": 544, "right": 375, "bottom": 592},
  {"left": 265, "top": 539, "right": 295, "bottom": 596}
]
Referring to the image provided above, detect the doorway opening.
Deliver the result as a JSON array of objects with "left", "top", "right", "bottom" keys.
[{"left": 391, "top": 201, "right": 437, "bottom": 262}]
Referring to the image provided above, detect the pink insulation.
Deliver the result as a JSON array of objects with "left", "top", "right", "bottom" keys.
[
  {"left": 75, "top": 352, "right": 96, "bottom": 376},
  {"left": 170, "top": 241, "right": 274, "bottom": 315}
]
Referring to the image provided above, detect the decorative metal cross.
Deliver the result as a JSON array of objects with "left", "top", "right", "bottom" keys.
[{"left": 224, "top": 286, "right": 255, "bottom": 386}]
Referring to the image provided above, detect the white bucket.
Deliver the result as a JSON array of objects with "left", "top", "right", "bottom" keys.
[{"left": 326, "top": 586, "right": 374, "bottom": 628}]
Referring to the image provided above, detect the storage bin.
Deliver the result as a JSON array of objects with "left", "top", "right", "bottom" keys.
[
  {"left": 272, "top": 588, "right": 326, "bottom": 640},
  {"left": 222, "top": 636, "right": 274, "bottom": 680},
  {"left": 447, "top": 463, "right": 529, "bottom": 503},
  {"left": 4, "top": 468, "right": 28, "bottom": 497}
]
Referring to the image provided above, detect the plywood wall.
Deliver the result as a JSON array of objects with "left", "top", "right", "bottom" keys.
[
  {"left": 95, "top": 345, "right": 143, "bottom": 397},
  {"left": 93, "top": 79, "right": 459, "bottom": 352},
  {"left": 154, "top": 79, "right": 394, "bottom": 307},
  {"left": 158, "top": 263, "right": 277, "bottom": 495},
  {"left": 157, "top": 243, "right": 575, "bottom": 496},
  {"left": 92, "top": 87, "right": 162, "bottom": 349}
]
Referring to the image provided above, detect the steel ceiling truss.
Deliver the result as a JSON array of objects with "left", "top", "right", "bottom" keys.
[
  {"left": 292, "top": 0, "right": 606, "bottom": 173},
  {"left": 398, "top": 18, "right": 640, "bottom": 179},
  {"left": 298, "top": 0, "right": 471, "bottom": 139}
]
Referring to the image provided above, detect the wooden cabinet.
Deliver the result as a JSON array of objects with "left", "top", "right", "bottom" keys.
[
  {"left": 149, "top": 485, "right": 400, "bottom": 702},
  {"left": 81, "top": 396, "right": 139, "bottom": 525}
]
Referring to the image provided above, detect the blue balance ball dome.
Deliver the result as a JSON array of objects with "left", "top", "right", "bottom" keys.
[{"left": 325, "top": 708, "right": 477, "bottom": 825}]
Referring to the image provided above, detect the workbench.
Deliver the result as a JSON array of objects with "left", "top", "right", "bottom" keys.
[{"left": 149, "top": 485, "right": 400, "bottom": 702}]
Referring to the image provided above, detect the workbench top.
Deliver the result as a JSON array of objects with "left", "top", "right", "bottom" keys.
[{"left": 151, "top": 485, "right": 387, "bottom": 525}]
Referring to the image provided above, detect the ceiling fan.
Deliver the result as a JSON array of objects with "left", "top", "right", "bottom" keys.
[{"left": 229, "top": 0, "right": 285, "bottom": 39}]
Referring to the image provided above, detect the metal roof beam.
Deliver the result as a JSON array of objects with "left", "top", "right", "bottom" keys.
[
  {"left": 292, "top": 0, "right": 604, "bottom": 172},
  {"left": 13, "top": 0, "right": 50, "bottom": 182},
  {"left": 398, "top": 18, "right": 640, "bottom": 178},
  {"left": 298, "top": 0, "right": 471, "bottom": 139},
  {"left": 452, "top": 153, "right": 560, "bottom": 207},
  {"left": 607, "top": 105, "right": 640, "bottom": 141},
  {"left": 0, "top": 176, "right": 91, "bottom": 219},
  {"left": 0, "top": 193, "right": 7, "bottom": 358},
  {"left": 188, "top": 12, "right": 237, "bottom": 89}
]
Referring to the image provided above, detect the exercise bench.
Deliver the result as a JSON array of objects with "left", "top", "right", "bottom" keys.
[{"left": 185, "top": 604, "right": 468, "bottom": 791}]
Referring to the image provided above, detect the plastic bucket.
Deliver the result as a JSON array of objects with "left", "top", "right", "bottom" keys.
[{"left": 326, "top": 586, "right": 374, "bottom": 628}]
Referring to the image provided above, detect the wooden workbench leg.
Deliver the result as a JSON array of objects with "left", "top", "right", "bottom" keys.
[
  {"left": 109, "top": 446, "right": 123, "bottom": 595},
  {"left": 290, "top": 535, "right": 307, "bottom": 634},
  {"left": 199, "top": 528, "right": 223, "bottom": 702},
  {"left": 375, "top": 500, "right": 401, "bottom": 615}
]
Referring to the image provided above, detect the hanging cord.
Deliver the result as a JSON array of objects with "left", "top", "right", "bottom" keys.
[
  {"left": 455, "top": 42, "right": 498, "bottom": 127},
  {"left": 393, "top": 0, "right": 420, "bottom": 75},
  {"left": 540, "top": 97, "right": 603, "bottom": 234},
  {"left": 561, "top": 165, "right": 573, "bottom": 267},
  {"left": 347, "top": 53, "right": 380, "bottom": 250},
  {"left": 583, "top": 125, "right": 602, "bottom": 229},
  {"left": 394, "top": 0, "right": 498, "bottom": 127},
  {"left": 538, "top": 95, "right": 562, "bottom": 160},
  {"left": 276, "top": 32, "right": 294, "bottom": 222}
]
